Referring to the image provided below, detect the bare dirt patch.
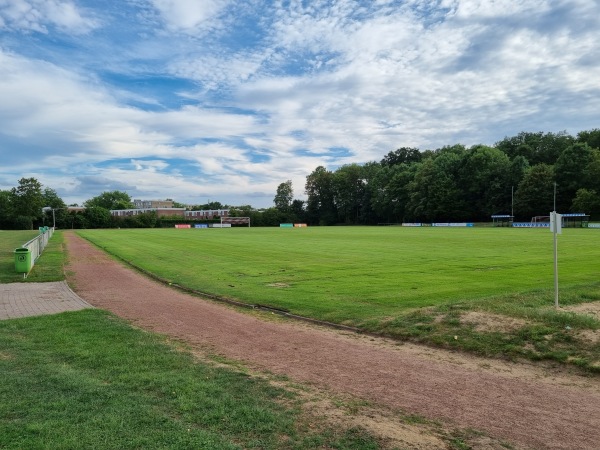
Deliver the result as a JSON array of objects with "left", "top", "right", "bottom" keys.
[
  {"left": 460, "top": 310, "right": 528, "bottom": 333},
  {"left": 64, "top": 232, "right": 600, "bottom": 450},
  {"left": 563, "top": 301, "right": 600, "bottom": 318},
  {"left": 560, "top": 302, "right": 600, "bottom": 345},
  {"left": 267, "top": 282, "right": 291, "bottom": 288}
]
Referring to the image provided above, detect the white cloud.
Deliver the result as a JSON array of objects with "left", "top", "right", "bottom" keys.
[
  {"left": 0, "top": 0, "right": 98, "bottom": 34},
  {"left": 150, "top": 0, "right": 228, "bottom": 32},
  {"left": 1, "top": 0, "right": 600, "bottom": 207}
]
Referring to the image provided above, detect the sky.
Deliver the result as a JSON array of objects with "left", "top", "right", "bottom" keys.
[{"left": 1, "top": 0, "right": 599, "bottom": 208}]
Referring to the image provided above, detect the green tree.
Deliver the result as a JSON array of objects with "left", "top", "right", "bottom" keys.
[
  {"left": 273, "top": 180, "right": 294, "bottom": 212},
  {"left": 370, "top": 163, "right": 417, "bottom": 223},
  {"left": 554, "top": 143, "right": 595, "bottom": 212},
  {"left": 0, "top": 190, "right": 13, "bottom": 228},
  {"left": 333, "top": 164, "right": 365, "bottom": 224},
  {"left": 513, "top": 164, "right": 555, "bottom": 220},
  {"left": 41, "top": 188, "right": 68, "bottom": 228},
  {"left": 83, "top": 206, "right": 112, "bottom": 228},
  {"left": 11, "top": 177, "right": 44, "bottom": 229},
  {"left": 571, "top": 189, "right": 600, "bottom": 218},
  {"left": 406, "top": 154, "right": 468, "bottom": 222},
  {"left": 290, "top": 199, "right": 306, "bottom": 222},
  {"left": 576, "top": 129, "right": 600, "bottom": 150},
  {"left": 508, "top": 155, "right": 530, "bottom": 193},
  {"left": 381, "top": 147, "right": 421, "bottom": 167},
  {"left": 495, "top": 131, "right": 574, "bottom": 165},
  {"left": 85, "top": 191, "right": 133, "bottom": 210},
  {"left": 459, "top": 145, "right": 512, "bottom": 219},
  {"left": 305, "top": 166, "right": 336, "bottom": 225}
]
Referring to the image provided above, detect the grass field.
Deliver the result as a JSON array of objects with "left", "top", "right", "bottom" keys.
[
  {"left": 78, "top": 226, "right": 600, "bottom": 371},
  {"left": 78, "top": 227, "right": 600, "bottom": 319},
  {"left": 0, "top": 230, "right": 66, "bottom": 283}
]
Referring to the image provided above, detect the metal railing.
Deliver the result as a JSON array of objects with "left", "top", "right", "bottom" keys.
[{"left": 21, "top": 227, "right": 54, "bottom": 269}]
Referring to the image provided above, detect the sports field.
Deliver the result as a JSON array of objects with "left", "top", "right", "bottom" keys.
[{"left": 78, "top": 227, "right": 600, "bottom": 326}]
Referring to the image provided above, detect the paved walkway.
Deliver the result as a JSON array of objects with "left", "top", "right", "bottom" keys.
[{"left": 0, "top": 281, "right": 92, "bottom": 320}]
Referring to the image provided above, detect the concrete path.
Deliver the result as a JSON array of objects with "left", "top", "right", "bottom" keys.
[{"left": 0, "top": 281, "right": 92, "bottom": 320}]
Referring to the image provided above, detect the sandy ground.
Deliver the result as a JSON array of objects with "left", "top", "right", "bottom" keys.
[{"left": 64, "top": 231, "right": 600, "bottom": 450}]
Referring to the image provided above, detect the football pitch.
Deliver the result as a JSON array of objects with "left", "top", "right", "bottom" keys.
[{"left": 77, "top": 226, "right": 600, "bottom": 326}]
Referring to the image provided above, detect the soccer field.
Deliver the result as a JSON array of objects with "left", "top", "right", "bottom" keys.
[{"left": 77, "top": 226, "right": 600, "bottom": 325}]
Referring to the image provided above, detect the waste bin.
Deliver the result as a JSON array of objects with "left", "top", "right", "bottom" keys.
[{"left": 15, "top": 248, "right": 32, "bottom": 273}]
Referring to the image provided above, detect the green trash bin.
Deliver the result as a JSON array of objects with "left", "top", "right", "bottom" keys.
[{"left": 15, "top": 248, "right": 32, "bottom": 273}]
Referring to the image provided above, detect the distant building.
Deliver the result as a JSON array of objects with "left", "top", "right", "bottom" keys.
[
  {"left": 185, "top": 209, "right": 230, "bottom": 219},
  {"left": 133, "top": 199, "right": 174, "bottom": 209},
  {"left": 111, "top": 208, "right": 185, "bottom": 217}
]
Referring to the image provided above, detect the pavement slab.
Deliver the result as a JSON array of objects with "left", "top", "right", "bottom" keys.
[{"left": 0, "top": 281, "right": 92, "bottom": 320}]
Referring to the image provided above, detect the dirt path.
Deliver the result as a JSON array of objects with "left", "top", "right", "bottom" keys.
[{"left": 64, "top": 232, "right": 600, "bottom": 450}]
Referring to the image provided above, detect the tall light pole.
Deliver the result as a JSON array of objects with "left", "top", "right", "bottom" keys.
[{"left": 42, "top": 207, "right": 63, "bottom": 228}]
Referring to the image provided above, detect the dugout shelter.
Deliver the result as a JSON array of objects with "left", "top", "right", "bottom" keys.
[{"left": 491, "top": 214, "right": 513, "bottom": 227}]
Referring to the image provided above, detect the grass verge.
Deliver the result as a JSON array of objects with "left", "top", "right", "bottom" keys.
[
  {"left": 0, "top": 309, "right": 384, "bottom": 449},
  {"left": 0, "top": 230, "right": 66, "bottom": 283},
  {"left": 364, "top": 287, "right": 600, "bottom": 373}
]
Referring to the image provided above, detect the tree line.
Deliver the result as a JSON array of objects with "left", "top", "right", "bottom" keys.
[
  {"left": 276, "top": 129, "right": 600, "bottom": 225},
  {"left": 2, "top": 129, "right": 599, "bottom": 229}
]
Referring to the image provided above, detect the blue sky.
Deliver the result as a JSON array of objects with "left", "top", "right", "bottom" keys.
[{"left": 1, "top": 0, "right": 599, "bottom": 208}]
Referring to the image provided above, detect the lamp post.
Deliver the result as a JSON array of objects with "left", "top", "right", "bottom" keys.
[{"left": 42, "top": 207, "right": 64, "bottom": 229}]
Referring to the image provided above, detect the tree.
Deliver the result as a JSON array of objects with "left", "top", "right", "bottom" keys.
[
  {"left": 11, "top": 177, "right": 44, "bottom": 229},
  {"left": 495, "top": 131, "right": 574, "bottom": 165},
  {"left": 333, "top": 164, "right": 365, "bottom": 224},
  {"left": 41, "top": 188, "right": 68, "bottom": 228},
  {"left": 406, "top": 155, "right": 468, "bottom": 222},
  {"left": 290, "top": 199, "right": 306, "bottom": 222},
  {"left": 370, "top": 163, "right": 416, "bottom": 223},
  {"left": 83, "top": 206, "right": 112, "bottom": 228},
  {"left": 85, "top": 191, "right": 133, "bottom": 210},
  {"left": 513, "top": 164, "right": 555, "bottom": 220},
  {"left": 381, "top": 147, "right": 421, "bottom": 167},
  {"left": 273, "top": 180, "right": 294, "bottom": 212},
  {"left": 554, "top": 143, "right": 595, "bottom": 212},
  {"left": 577, "top": 129, "right": 600, "bottom": 150},
  {"left": 305, "top": 166, "right": 336, "bottom": 225},
  {"left": 571, "top": 189, "right": 600, "bottom": 218},
  {"left": 0, "top": 190, "right": 13, "bottom": 229},
  {"left": 459, "top": 145, "right": 512, "bottom": 219},
  {"left": 190, "top": 201, "right": 226, "bottom": 211}
]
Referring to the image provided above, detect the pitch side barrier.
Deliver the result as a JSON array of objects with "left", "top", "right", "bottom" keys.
[
  {"left": 15, "top": 227, "right": 54, "bottom": 276},
  {"left": 512, "top": 222, "right": 550, "bottom": 228},
  {"left": 279, "top": 223, "right": 308, "bottom": 228},
  {"left": 401, "top": 223, "right": 474, "bottom": 227}
]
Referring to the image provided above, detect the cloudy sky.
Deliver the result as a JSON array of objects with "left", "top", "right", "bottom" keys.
[{"left": 1, "top": 0, "right": 599, "bottom": 207}]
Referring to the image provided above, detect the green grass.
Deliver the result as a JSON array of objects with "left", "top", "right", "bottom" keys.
[
  {"left": 77, "top": 227, "right": 600, "bottom": 322},
  {"left": 0, "top": 230, "right": 66, "bottom": 283},
  {"left": 77, "top": 227, "right": 600, "bottom": 371},
  {"left": 0, "top": 309, "right": 382, "bottom": 449}
]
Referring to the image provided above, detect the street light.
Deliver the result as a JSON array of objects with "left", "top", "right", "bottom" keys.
[{"left": 42, "top": 206, "right": 64, "bottom": 229}]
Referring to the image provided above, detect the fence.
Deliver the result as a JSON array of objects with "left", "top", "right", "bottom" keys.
[{"left": 20, "top": 228, "right": 54, "bottom": 272}]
